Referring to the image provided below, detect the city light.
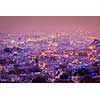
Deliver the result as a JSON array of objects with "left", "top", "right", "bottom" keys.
[{"left": 88, "top": 45, "right": 95, "bottom": 50}]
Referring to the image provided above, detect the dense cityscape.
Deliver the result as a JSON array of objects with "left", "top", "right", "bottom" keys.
[{"left": 0, "top": 32, "right": 100, "bottom": 83}]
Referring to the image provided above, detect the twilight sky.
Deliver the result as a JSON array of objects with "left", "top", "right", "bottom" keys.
[{"left": 0, "top": 16, "right": 100, "bottom": 36}]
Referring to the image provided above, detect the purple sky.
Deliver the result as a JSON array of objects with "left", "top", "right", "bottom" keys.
[{"left": 0, "top": 16, "right": 100, "bottom": 35}]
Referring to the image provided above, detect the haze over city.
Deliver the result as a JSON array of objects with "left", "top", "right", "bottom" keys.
[{"left": 0, "top": 16, "right": 100, "bottom": 38}]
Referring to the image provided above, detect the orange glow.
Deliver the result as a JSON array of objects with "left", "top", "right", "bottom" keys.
[
  {"left": 72, "top": 59, "right": 79, "bottom": 64},
  {"left": 87, "top": 52, "right": 92, "bottom": 56},
  {"left": 39, "top": 62, "right": 47, "bottom": 67},
  {"left": 25, "top": 56, "right": 33, "bottom": 59},
  {"left": 42, "top": 62, "right": 47, "bottom": 67},
  {"left": 45, "top": 50, "right": 54, "bottom": 53},
  {"left": 51, "top": 53, "right": 63, "bottom": 57},
  {"left": 51, "top": 53, "right": 59, "bottom": 57},
  {"left": 0, "top": 65, "right": 4, "bottom": 69},
  {"left": 27, "top": 38, "right": 36, "bottom": 42},
  {"left": 90, "top": 57, "right": 96, "bottom": 61},
  {"left": 88, "top": 36, "right": 96, "bottom": 40},
  {"left": 88, "top": 45, "right": 95, "bottom": 50}
]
